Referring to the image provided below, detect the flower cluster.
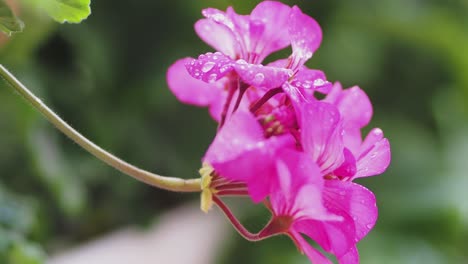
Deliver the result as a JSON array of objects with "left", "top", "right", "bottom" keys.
[{"left": 167, "top": 2, "right": 390, "bottom": 263}]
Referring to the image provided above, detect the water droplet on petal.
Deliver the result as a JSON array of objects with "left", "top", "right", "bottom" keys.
[
  {"left": 366, "top": 224, "right": 373, "bottom": 229},
  {"left": 208, "top": 73, "right": 218, "bottom": 83},
  {"left": 202, "top": 62, "right": 215, "bottom": 73},
  {"left": 254, "top": 73, "right": 265, "bottom": 84}
]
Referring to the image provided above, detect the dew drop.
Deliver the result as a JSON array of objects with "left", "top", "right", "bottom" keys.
[
  {"left": 202, "top": 62, "right": 215, "bottom": 73},
  {"left": 314, "top": 79, "right": 326, "bottom": 86},
  {"left": 366, "top": 224, "right": 373, "bottom": 229},
  {"left": 254, "top": 73, "right": 265, "bottom": 83},
  {"left": 208, "top": 73, "right": 218, "bottom": 83}
]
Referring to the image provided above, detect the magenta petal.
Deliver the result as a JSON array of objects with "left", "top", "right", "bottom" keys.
[
  {"left": 338, "top": 246, "right": 360, "bottom": 264},
  {"left": 291, "top": 68, "right": 332, "bottom": 94},
  {"left": 289, "top": 6, "right": 322, "bottom": 65},
  {"left": 336, "top": 86, "right": 373, "bottom": 129},
  {"left": 295, "top": 217, "right": 355, "bottom": 259},
  {"left": 290, "top": 231, "right": 333, "bottom": 264},
  {"left": 195, "top": 19, "right": 239, "bottom": 58},
  {"left": 355, "top": 128, "right": 391, "bottom": 178},
  {"left": 323, "top": 180, "right": 378, "bottom": 242},
  {"left": 202, "top": 8, "right": 235, "bottom": 29},
  {"left": 167, "top": 58, "right": 221, "bottom": 106},
  {"left": 204, "top": 111, "right": 293, "bottom": 202},
  {"left": 271, "top": 150, "right": 330, "bottom": 218},
  {"left": 234, "top": 60, "right": 292, "bottom": 89},
  {"left": 333, "top": 148, "right": 357, "bottom": 178},
  {"left": 300, "top": 101, "right": 345, "bottom": 174},
  {"left": 204, "top": 111, "right": 264, "bottom": 163},
  {"left": 249, "top": 1, "right": 291, "bottom": 62},
  {"left": 186, "top": 52, "right": 234, "bottom": 83}
]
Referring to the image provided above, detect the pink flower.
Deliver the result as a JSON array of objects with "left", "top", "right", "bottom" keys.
[
  {"left": 260, "top": 149, "right": 377, "bottom": 264},
  {"left": 324, "top": 83, "right": 391, "bottom": 180}
]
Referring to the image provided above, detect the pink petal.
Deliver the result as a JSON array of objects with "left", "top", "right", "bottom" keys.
[
  {"left": 271, "top": 150, "right": 326, "bottom": 216},
  {"left": 333, "top": 148, "right": 357, "bottom": 178},
  {"left": 202, "top": 8, "right": 235, "bottom": 30},
  {"left": 249, "top": 1, "right": 291, "bottom": 62},
  {"left": 204, "top": 111, "right": 264, "bottom": 163},
  {"left": 186, "top": 52, "right": 234, "bottom": 83},
  {"left": 291, "top": 68, "right": 332, "bottom": 94},
  {"left": 300, "top": 101, "right": 345, "bottom": 174},
  {"left": 195, "top": 19, "right": 239, "bottom": 58},
  {"left": 167, "top": 58, "right": 222, "bottom": 106},
  {"left": 295, "top": 217, "right": 355, "bottom": 259},
  {"left": 289, "top": 6, "right": 322, "bottom": 67},
  {"left": 234, "top": 60, "right": 292, "bottom": 90},
  {"left": 330, "top": 86, "right": 373, "bottom": 129},
  {"left": 342, "top": 127, "right": 362, "bottom": 157},
  {"left": 204, "top": 111, "right": 293, "bottom": 202},
  {"left": 323, "top": 180, "right": 378, "bottom": 242},
  {"left": 338, "top": 246, "right": 360, "bottom": 264},
  {"left": 290, "top": 231, "right": 333, "bottom": 264},
  {"left": 324, "top": 82, "right": 344, "bottom": 103},
  {"left": 355, "top": 128, "right": 391, "bottom": 178}
]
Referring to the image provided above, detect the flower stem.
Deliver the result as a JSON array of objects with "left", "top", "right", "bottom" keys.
[
  {"left": 0, "top": 64, "right": 201, "bottom": 192},
  {"left": 218, "top": 78, "right": 237, "bottom": 129},
  {"left": 213, "top": 196, "right": 262, "bottom": 241},
  {"left": 250, "top": 87, "right": 283, "bottom": 113}
]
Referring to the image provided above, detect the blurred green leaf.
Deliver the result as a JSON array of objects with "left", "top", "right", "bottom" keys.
[
  {"left": 24, "top": 0, "right": 91, "bottom": 23},
  {"left": 0, "top": 0, "right": 24, "bottom": 35},
  {"left": 8, "top": 240, "right": 45, "bottom": 264},
  {"left": 0, "top": 185, "right": 37, "bottom": 233}
]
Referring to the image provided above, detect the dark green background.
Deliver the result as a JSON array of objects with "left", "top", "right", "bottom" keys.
[{"left": 0, "top": 0, "right": 467, "bottom": 263}]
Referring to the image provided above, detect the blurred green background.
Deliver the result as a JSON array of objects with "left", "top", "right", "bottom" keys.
[{"left": 0, "top": 0, "right": 467, "bottom": 263}]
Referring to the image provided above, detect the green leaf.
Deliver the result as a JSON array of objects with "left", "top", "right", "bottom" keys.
[
  {"left": 27, "top": 0, "right": 91, "bottom": 23},
  {"left": 0, "top": 0, "right": 24, "bottom": 35}
]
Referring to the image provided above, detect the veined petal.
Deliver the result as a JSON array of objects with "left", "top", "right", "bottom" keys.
[
  {"left": 289, "top": 6, "right": 322, "bottom": 68},
  {"left": 291, "top": 68, "right": 332, "bottom": 95},
  {"left": 271, "top": 150, "right": 328, "bottom": 218},
  {"left": 323, "top": 180, "right": 378, "bottom": 242},
  {"left": 295, "top": 217, "right": 355, "bottom": 259},
  {"left": 195, "top": 19, "right": 239, "bottom": 58},
  {"left": 355, "top": 128, "right": 391, "bottom": 178},
  {"left": 167, "top": 58, "right": 221, "bottom": 106},
  {"left": 326, "top": 85, "right": 373, "bottom": 129},
  {"left": 249, "top": 1, "right": 291, "bottom": 62},
  {"left": 333, "top": 148, "right": 357, "bottom": 178},
  {"left": 204, "top": 111, "right": 293, "bottom": 202},
  {"left": 338, "top": 246, "right": 360, "bottom": 264},
  {"left": 289, "top": 231, "right": 333, "bottom": 264},
  {"left": 204, "top": 111, "right": 264, "bottom": 163},
  {"left": 300, "top": 101, "right": 345, "bottom": 174},
  {"left": 186, "top": 52, "right": 234, "bottom": 83},
  {"left": 234, "top": 60, "right": 292, "bottom": 90}
]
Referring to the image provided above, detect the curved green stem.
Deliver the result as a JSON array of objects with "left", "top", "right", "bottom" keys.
[{"left": 0, "top": 64, "right": 201, "bottom": 192}]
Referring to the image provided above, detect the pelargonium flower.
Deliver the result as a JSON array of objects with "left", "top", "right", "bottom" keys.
[
  {"left": 166, "top": 2, "right": 391, "bottom": 264},
  {"left": 263, "top": 156, "right": 378, "bottom": 263},
  {"left": 167, "top": 1, "right": 330, "bottom": 122}
]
